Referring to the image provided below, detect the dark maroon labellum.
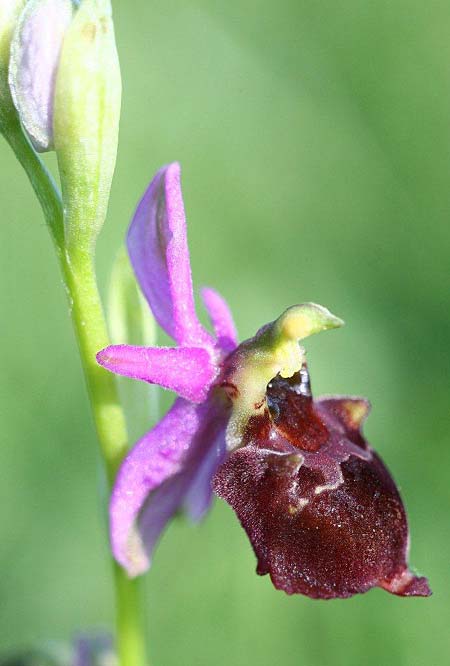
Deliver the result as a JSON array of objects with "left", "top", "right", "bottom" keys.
[{"left": 213, "top": 367, "right": 431, "bottom": 599}]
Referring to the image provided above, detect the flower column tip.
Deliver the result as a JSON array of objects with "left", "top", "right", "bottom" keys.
[
  {"left": 221, "top": 302, "right": 344, "bottom": 449},
  {"left": 275, "top": 303, "right": 344, "bottom": 341},
  {"left": 271, "top": 303, "right": 343, "bottom": 378}
]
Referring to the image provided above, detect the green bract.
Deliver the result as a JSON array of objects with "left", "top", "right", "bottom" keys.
[{"left": 54, "top": 0, "right": 121, "bottom": 255}]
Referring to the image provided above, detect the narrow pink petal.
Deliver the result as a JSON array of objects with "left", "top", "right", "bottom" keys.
[
  {"left": 201, "top": 286, "right": 238, "bottom": 352},
  {"left": 110, "top": 398, "right": 203, "bottom": 576},
  {"left": 97, "top": 344, "right": 217, "bottom": 403},
  {"left": 127, "top": 163, "right": 211, "bottom": 346}
]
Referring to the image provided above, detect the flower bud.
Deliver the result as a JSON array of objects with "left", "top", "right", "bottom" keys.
[
  {"left": 74, "top": 634, "right": 116, "bottom": 666},
  {"left": 0, "top": 0, "right": 25, "bottom": 122},
  {"left": 8, "top": 0, "right": 74, "bottom": 150},
  {"left": 53, "top": 0, "right": 122, "bottom": 253}
]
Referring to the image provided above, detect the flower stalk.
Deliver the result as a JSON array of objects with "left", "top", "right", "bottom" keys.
[{"left": 1, "top": 119, "right": 148, "bottom": 664}]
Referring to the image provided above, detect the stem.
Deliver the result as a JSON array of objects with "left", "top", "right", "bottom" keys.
[
  {"left": 62, "top": 249, "right": 148, "bottom": 665},
  {"left": 2, "top": 120, "right": 148, "bottom": 665},
  {"left": 61, "top": 248, "right": 128, "bottom": 483},
  {"left": 1, "top": 113, "right": 64, "bottom": 250},
  {"left": 114, "top": 564, "right": 148, "bottom": 666}
]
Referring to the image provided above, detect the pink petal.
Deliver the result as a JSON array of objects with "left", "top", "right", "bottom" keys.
[
  {"left": 136, "top": 399, "right": 229, "bottom": 566},
  {"left": 9, "top": 0, "right": 74, "bottom": 152},
  {"left": 127, "top": 163, "right": 211, "bottom": 347},
  {"left": 183, "top": 399, "right": 229, "bottom": 521},
  {"left": 111, "top": 397, "right": 229, "bottom": 576},
  {"left": 201, "top": 286, "right": 238, "bottom": 352},
  {"left": 110, "top": 398, "right": 203, "bottom": 576},
  {"left": 97, "top": 344, "right": 217, "bottom": 403}
]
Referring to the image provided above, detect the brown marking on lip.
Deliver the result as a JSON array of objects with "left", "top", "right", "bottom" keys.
[{"left": 220, "top": 380, "right": 239, "bottom": 399}]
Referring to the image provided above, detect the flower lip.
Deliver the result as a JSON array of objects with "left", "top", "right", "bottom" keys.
[{"left": 213, "top": 369, "right": 431, "bottom": 599}]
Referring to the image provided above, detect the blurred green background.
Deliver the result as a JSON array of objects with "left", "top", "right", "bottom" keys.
[{"left": 1, "top": 1, "right": 449, "bottom": 664}]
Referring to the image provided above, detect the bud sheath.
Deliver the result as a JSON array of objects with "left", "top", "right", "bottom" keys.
[{"left": 53, "top": 0, "right": 121, "bottom": 254}]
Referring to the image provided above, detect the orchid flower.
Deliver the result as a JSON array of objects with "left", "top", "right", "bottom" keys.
[{"left": 97, "top": 162, "right": 430, "bottom": 599}]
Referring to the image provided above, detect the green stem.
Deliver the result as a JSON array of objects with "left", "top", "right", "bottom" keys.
[
  {"left": 62, "top": 250, "right": 148, "bottom": 665},
  {"left": 61, "top": 248, "right": 128, "bottom": 482},
  {"left": 114, "top": 564, "right": 148, "bottom": 666},
  {"left": 2, "top": 119, "right": 148, "bottom": 666},
  {"left": 1, "top": 112, "right": 64, "bottom": 250}
]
